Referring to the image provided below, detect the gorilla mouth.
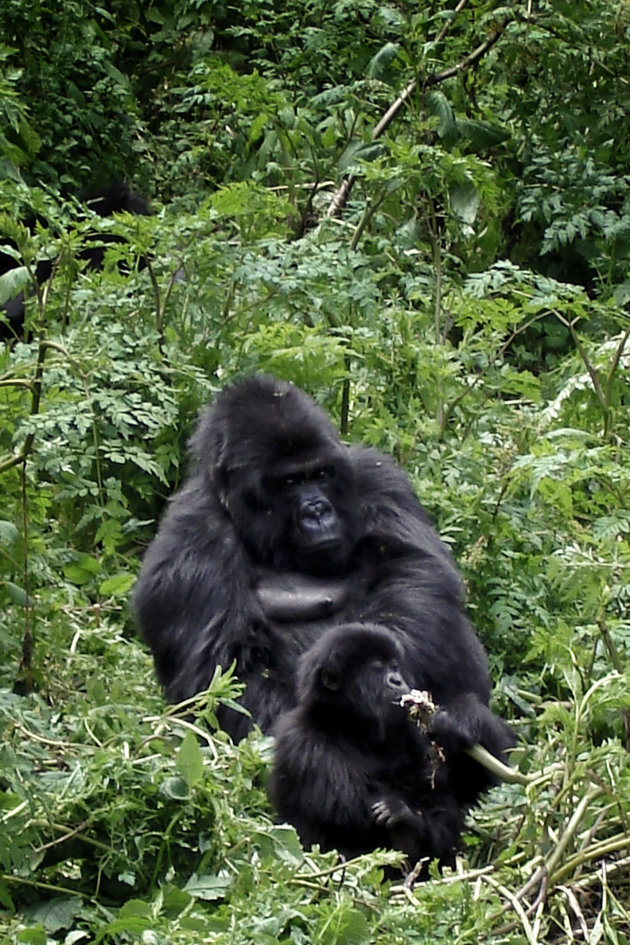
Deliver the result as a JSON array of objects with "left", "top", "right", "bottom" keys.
[{"left": 298, "top": 535, "right": 343, "bottom": 552}]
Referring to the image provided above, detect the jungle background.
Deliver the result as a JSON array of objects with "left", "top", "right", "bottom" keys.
[{"left": 0, "top": 1, "right": 629, "bottom": 942}]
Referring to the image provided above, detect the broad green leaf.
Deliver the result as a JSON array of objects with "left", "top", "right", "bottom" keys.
[
  {"left": 457, "top": 118, "right": 510, "bottom": 150},
  {"left": 63, "top": 554, "right": 101, "bottom": 585},
  {"left": 24, "top": 897, "right": 82, "bottom": 934},
  {"left": 4, "top": 581, "right": 29, "bottom": 606},
  {"left": 450, "top": 181, "right": 480, "bottom": 226},
  {"left": 175, "top": 731, "right": 204, "bottom": 787},
  {"left": 184, "top": 873, "right": 233, "bottom": 901},
  {"left": 0, "top": 520, "right": 19, "bottom": 546},
  {"left": 99, "top": 572, "right": 135, "bottom": 597},
  {"left": 0, "top": 266, "right": 29, "bottom": 305},
  {"left": 427, "top": 90, "right": 458, "bottom": 147},
  {"left": 367, "top": 42, "right": 400, "bottom": 80}
]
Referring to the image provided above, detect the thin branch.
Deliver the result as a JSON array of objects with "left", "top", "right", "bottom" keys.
[
  {"left": 426, "top": 19, "right": 507, "bottom": 88},
  {"left": 435, "top": 0, "right": 471, "bottom": 45},
  {"left": 325, "top": 176, "right": 356, "bottom": 219},
  {"left": 483, "top": 873, "right": 539, "bottom": 945},
  {"left": 559, "top": 314, "right": 607, "bottom": 409},
  {"left": 326, "top": 15, "right": 510, "bottom": 217},
  {"left": 466, "top": 744, "right": 534, "bottom": 786},
  {"left": 604, "top": 323, "right": 630, "bottom": 403}
]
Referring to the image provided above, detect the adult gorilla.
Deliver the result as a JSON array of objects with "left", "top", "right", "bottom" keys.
[{"left": 133, "top": 374, "right": 512, "bottom": 791}]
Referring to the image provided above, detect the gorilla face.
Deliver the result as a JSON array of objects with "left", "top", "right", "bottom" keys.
[
  {"left": 296, "top": 624, "right": 411, "bottom": 737},
  {"left": 286, "top": 470, "right": 338, "bottom": 543},
  {"left": 221, "top": 445, "right": 357, "bottom": 574},
  {"left": 267, "top": 462, "right": 344, "bottom": 549},
  {"left": 194, "top": 376, "right": 359, "bottom": 574}
]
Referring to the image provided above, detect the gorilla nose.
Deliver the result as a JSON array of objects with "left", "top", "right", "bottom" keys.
[{"left": 302, "top": 498, "right": 333, "bottom": 524}]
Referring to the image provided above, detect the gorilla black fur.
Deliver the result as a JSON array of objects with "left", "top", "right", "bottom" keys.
[
  {"left": 269, "top": 623, "right": 465, "bottom": 873},
  {"left": 133, "top": 374, "right": 512, "bottom": 799},
  {"left": 0, "top": 183, "right": 151, "bottom": 341}
]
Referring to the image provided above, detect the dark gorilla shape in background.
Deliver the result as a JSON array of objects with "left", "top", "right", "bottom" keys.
[
  {"left": 0, "top": 183, "right": 151, "bottom": 341},
  {"left": 133, "top": 374, "right": 512, "bottom": 800},
  {"left": 75, "top": 183, "right": 152, "bottom": 271},
  {"left": 269, "top": 623, "right": 466, "bottom": 875}
]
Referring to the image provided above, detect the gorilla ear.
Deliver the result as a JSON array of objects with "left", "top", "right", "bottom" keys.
[
  {"left": 319, "top": 665, "right": 341, "bottom": 691},
  {"left": 214, "top": 460, "right": 230, "bottom": 498},
  {"left": 212, "top": 435, "right": 231, "bottom": 507}
]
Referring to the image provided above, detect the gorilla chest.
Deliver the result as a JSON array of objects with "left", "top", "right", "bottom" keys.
[
  {"left": 255, "top": 570, "right": 358, "bottom": 623},
  {"left": 255, "top": 569, "right": 378, "bottom": 632},
  {"left": 251, "top": 568, "right": 373, "bottom": 669}
]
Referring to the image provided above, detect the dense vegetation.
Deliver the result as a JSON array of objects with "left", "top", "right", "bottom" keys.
[{"left": 1, "top": 1, "right": 628, "bottom": 942}]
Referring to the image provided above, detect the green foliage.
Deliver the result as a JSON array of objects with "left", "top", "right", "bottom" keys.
[
  {"left": 1, "top": 0, "right": 630, "bottom": 941},
  {"left": 0, "top": 1, "right": 144, "bottom": 187},
  {"left": 0, "top": 48, "right": 41, "bottom": 176}
]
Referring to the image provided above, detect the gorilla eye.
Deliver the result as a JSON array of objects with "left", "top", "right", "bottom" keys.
[
  {"left": 283, "top": 475, "right": 298, "bottom": 489},
  {"left": 313, "top": 466, "right": 334, "bottom": 482}
]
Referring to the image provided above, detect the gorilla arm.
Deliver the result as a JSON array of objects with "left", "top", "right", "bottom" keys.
[
  {"left": 366, "top": 560, "right": 514, "bottom": 798},
  {"left": 269, "top": 712, "right": 387, "bottom": 857},
  {"left": 349, "top": 446, "right": 514, "bottom": 792},
  {"left": 132, "top": 474, "right": 263, "bottom": 705}
]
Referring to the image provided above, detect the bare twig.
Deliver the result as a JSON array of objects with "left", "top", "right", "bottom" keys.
[{"left": 435, "top": 1, "right": 471, "bottom": 45}]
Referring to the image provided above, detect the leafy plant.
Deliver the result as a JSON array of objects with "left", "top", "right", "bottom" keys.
[{"left": 2, "top": 0, "right": 630, "bottom": 941}]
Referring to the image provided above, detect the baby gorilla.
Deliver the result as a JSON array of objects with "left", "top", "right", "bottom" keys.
[{"left": 269, "top": 624, "right": 465, "bottom": 876}]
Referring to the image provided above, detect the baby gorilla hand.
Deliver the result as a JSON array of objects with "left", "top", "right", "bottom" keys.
[
  {"left": 372, "top": 797, "right": 427, "bottom": 860},
  {"left": 372, "top": 797, "right": 418, "bottom": 830},
  {"left": 429, "top": 706, "right": 476, "bottom": 755},
  {"left": 374, "top": 793, "right": 466, "bottom": 870}
]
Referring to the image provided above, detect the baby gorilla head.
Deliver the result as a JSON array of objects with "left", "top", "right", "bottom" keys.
[{"left": 295, "top": 623, "right": 410, "bottom": 740}]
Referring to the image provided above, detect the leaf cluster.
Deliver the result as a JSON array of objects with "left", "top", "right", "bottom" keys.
[{"left": 1, "top": 0, "right": 629, "bottom": 942}]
